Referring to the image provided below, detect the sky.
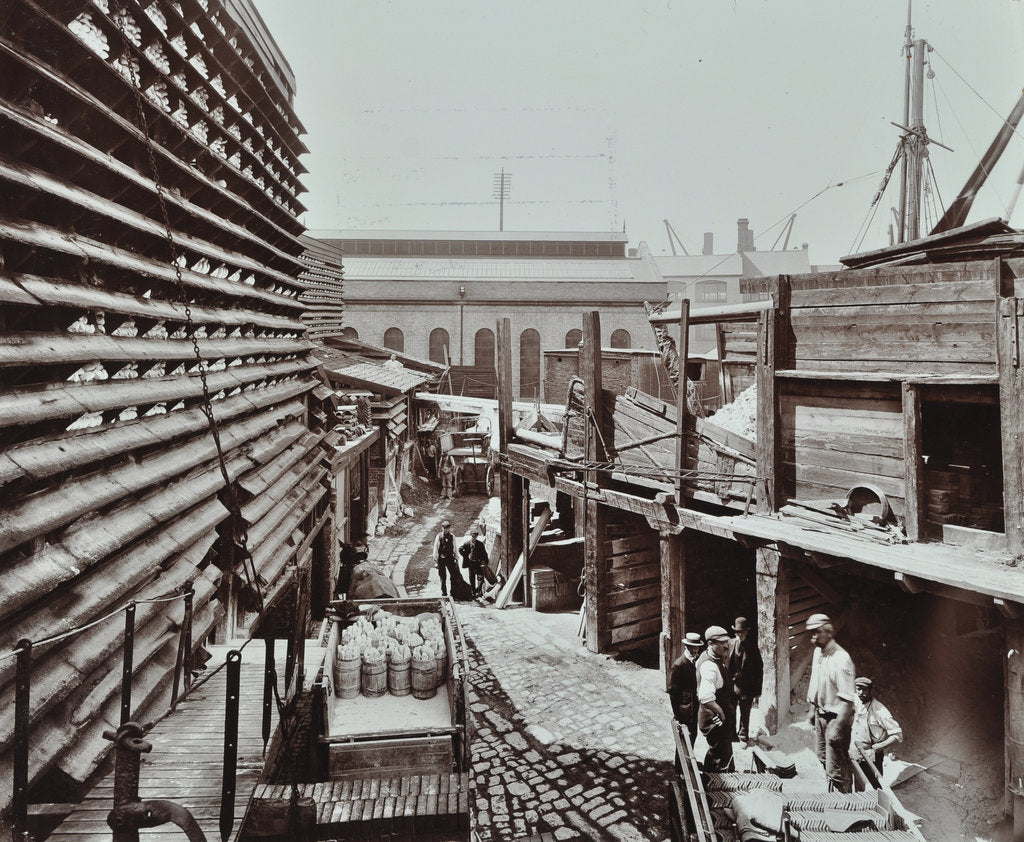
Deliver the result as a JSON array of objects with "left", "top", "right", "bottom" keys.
[{"left": 251, "top": 0, "right": 1024, "bottom": 265}]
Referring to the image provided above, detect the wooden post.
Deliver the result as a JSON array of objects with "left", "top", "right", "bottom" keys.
[
  {"left": 674, "top": 300, "right": 691, "bottom": 504},
  {"left": 755, "top": 546, "right": 790, "bottom": 732},
  {"left": 497, "top": 318, "right": 524, "bottom": 580},
  {"left": 582, "top": 311, "right": 610, "bottom": 653},
  {"left": 659, "top": 531, "right": 686, "bottom": 687},
  {"left": 715, "top": 322, "right": 730, "bottom": 405},
  {"left": 756, "top": 307, "right": 781, "bottom": 513},
  {"left": 996, "top": 290, "right": 1024, "bottom": 555},
  {"left": 902, "top": 382, "right": 925, "bottom": 541},
  {"left": 1004, "top": 618, "right": 1024, "bottom": 829}
]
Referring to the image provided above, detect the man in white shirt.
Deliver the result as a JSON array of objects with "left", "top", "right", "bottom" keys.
[
  {"left": 805, "top": 613, "right": 856, "bottom": 793},
  {"left": 851, "top": 676, "right": 902, "bottom": 788},
  {"left": 697, "top": 625, "right": 736, "bottom": 772}
]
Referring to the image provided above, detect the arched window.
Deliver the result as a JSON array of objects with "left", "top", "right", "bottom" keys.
[
  {"left": 429, "top": 328, "right": 450, "bottom": 364},
  {"left": 340, "top": 326, "right": 358, "bottom": 340},
  {"left": 610, "top": 329, "right": 631, "bottom": 349},
  {"left": 564, "top": 328, "right": 582, "bottom": 348},
  {"left": 383, "top": 327, "right": 404, "bottom": 352},
  {"left": 519, "top": 328, "right": 541, "bottom": 400},
  {"left": 474, "top": 328, "right": 495, "bottom": 368}
]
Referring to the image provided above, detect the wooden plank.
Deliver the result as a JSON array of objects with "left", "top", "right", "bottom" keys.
[
  {"left": 607, "top": 547, "right": 659, "bottom": 569},
  {"left": 997, "top": 295, "right": 1024, "bottom": 553},
  {"left": 608, "top": 533, "right": 657, "bottom": 555},
  {"left": 790, "top": 278, "right": 996, "bottom": 308},
  {"left": 607, "top": 562, "right": 660, "bottom": 590},
  {"left": 608, "top": 616, "right": 662, "bottom": 645},
  {"left": 782, "top": 444, "right": 905, "bottom": 478},
  {"left": 756, "top": 307, "right": 779, "bottom": 513},
  {"left": 675, "top": 299, "right": 691, "bottom": 502},
  {"left": 902, "top": 383, "right": 925, "bottom": 542},
  {"left": 607, "top": 600, "right": 660, "bottom": 628},
  {"left": 793, "top": 338, "right": 995, "bottom": 364}
]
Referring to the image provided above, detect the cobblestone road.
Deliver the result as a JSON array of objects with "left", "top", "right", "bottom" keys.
[{"left": 364, "top": 492, "right": 675, "bottom": 841}]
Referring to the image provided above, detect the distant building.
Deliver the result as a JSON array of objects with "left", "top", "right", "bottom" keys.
[
  {"left": 653, "top": 218, "right": 827, "bottom": 353},
  {"left": 307, "top": 230, "right": 665, "bottom": 401}
]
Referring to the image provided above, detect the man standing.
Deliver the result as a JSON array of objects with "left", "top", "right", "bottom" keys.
[
  {"left": 432, "top": 520, "right": 460, "bottom": 597},
  {"left": 668, "top": 632, "right": 705, "bottom": 745},
  {"left": 728, "top": 617, "right": 764, "bottom": 745},
  {"left": 440, "top": 455, "right": 456, "bottom": 500},
  {"left": 805, "top": 613, "right": 856, "bottom": 793},
  {"left": 697, "top": 625, "right": 736, "bottom": 772},
  {"left": 459, "top": 527, "right": 489, "bottom": 597},
  {"left": 851, "top": 677, "right": 902, "bottom": 788}
]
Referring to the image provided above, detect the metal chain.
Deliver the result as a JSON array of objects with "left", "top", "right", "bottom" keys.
[{"left": 116, "top": 5, "right": 263, "bottom": 613}]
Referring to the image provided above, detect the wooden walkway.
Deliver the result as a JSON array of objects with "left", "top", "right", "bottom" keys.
[{"left": 49, "top": 639, "right": 318, "bottom": 841}]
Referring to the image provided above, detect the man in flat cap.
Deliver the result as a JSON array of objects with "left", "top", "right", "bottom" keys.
[
  {"left": 805, "top": 613, "right": 856, "bottom": 792},
  {"left": 697, "top": 625, "right": 736, "bottom": 772},
  {"left": 851, "top": 677, "right": 902, "bottom": 788},
  {"left": 668, "top": 632, "right": 705, "bottom": 744},
  {"left": 728, "top": 616, "right": 763, "bottom": 746},
  {"left": 432, "top": 520, "right": 460, "bottom": 597}
]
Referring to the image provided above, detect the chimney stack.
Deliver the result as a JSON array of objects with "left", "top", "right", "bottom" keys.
[
  {"left": 703, "top": 232, "right": 714, "bottom": 255},
  {"left": 737, "top": 218, "right": 755, "bottom": 252}
]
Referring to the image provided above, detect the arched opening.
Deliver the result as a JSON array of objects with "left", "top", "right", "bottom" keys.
[
  {"left": 429, "top": 328, "right": 450, "bottom": 364},
  {"left": 383, "top": 327, "right": 404, "bottom": 352},
  {"left": 610, "top": 329, "right": 631, "bottom": 349},
  {"left": 519, "top": 328, "right": 541, "bottom": 400},
  {"left": 564, "top": 328, "right": 582, "bottom": 348},
  {"left": 340, "top": 326, "right": 358, "bottom": 340},
  {"left": 474, "top": 328, "right": 495, "bottom": 368}
]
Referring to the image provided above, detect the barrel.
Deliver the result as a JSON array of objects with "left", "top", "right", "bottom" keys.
[
  {"left": 361, "top": 658, "right": 387, "bottom": 697},
  {"left": 411, "top": 655, "right": 437, "bottom": 699},
  {"left": 333, "top": 657, "right": 361, "bottom": 699},
  {"left": 388, "top": 655, "right": 411, "bottom": 696}
]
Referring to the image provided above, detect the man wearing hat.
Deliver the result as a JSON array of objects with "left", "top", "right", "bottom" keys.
[
  {"left": 697, "top": 625, "right": 736, "bottom": 772},
  {"left": 805, "top": 613, "right": 856, "bottom": 792},
  {"left": 728, "top": 617, "right": 763, "bottom": 745},
  {"left": 459, "top": 526, "right": 489, "bottom": 598},
  {"left": 431, "top": 520, "right": 460, "bottom": 597},
  {"left": 851, "top": 677, "right": 902, "bottom": 788},
  {"left": 668, "top": 632, "right": 705, "bottom": 743}
]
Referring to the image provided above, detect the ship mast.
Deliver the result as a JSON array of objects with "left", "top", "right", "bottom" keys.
[{"left": 897, "top": 1, "right": 930, "bottom": 243}]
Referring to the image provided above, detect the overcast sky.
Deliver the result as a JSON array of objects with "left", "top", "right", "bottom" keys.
[{"left": 252, "top": 0, "right": 1024, "bottom": 265}]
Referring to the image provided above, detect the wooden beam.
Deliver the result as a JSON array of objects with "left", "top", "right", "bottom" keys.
[
  {"left": 497, "top": 318, "right": 524, "bottom": 581},
  {"left": 996, "top": 294, "right": 1024, "bottom": 554},
  {"left": 902, "top": 382, "right": 925, "bottom": 542},
  {"left": 582, "top": 311, "right": 610, "bottom": 653},
  {"left": 756, "top": 306, "right": 781, "bottom": 513},
  {"left": 895, "top": 571, "right": 925, "bottom": 594},
  {"left": 648, "top": 299, "right": 774, "bottom": 325},
  {"left": 994, "top": 598, "right": 1022, "bottom": 619},
  {"left": 1004, "top": 617, "right": 1024, "bottom": 823},
  {"left": 756, "top": 547, "right": 790, "bottom": 732},
  {"left": 674, "top": 300, "right": 690, "bottom": 503},
  {"left": 659, "top": 532, "right": 685, "bottom": 686}
]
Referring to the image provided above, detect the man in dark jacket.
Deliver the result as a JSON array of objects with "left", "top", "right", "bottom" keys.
[
  {"left": 728, "top": 616, "right": 764, "bottom": 745},
  {"left": 668, "top": 632, "right": 705, "bottom": 744},
  {"left": 459, "top": 527, "right": 489, "bottom": 597}
]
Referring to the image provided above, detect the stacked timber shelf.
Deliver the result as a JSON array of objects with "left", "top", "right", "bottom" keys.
[{"left": 0, "top": 0, "right": 343, "bottom": 826}]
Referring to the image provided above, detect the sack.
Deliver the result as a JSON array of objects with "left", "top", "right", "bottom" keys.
[
  {"left": 459, "top": 545, "right": 470, "bottom": 568},
  {"left": 450, "top": 573, "right": 475, "bottom": 602},
  {"left": 479, "top": 563, "right": 498, "bottom": 585}
]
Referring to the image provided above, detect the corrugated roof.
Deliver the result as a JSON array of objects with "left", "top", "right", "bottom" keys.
[
  {"left": 341, "top": 256, "right": 660, "bottom": 282},
  {"left": 323, "top": 361, "right": 431, "bottom": 395}
]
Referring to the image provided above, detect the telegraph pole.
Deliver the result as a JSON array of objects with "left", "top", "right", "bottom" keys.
[{"left": 492, "top": 169, "right": 511, "bottom": 231}]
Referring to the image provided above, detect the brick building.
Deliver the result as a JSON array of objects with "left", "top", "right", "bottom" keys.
[{"left": 307, "top": 230, "right": 665, "bottom": 400}]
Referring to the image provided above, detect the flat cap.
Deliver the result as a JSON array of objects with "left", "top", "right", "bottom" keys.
[
  {"left": 806, "top": 613, "right": 831, "bottom": 630},
  {"left": 441, "top": 520, "right": 451, "bottom": 527},
  {"left": 704, "top": 625, "right": 730, "bottom": 642},
  {"left": 854, "top": 676, "right": 872, "bottom": 688},
  {"left": 682, "top": 632, "right": 704, "bottom": 648}
]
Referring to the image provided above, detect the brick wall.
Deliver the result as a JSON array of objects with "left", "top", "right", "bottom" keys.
[{"left": 344, "top": 302, "right": 659, "bottom": 400}]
